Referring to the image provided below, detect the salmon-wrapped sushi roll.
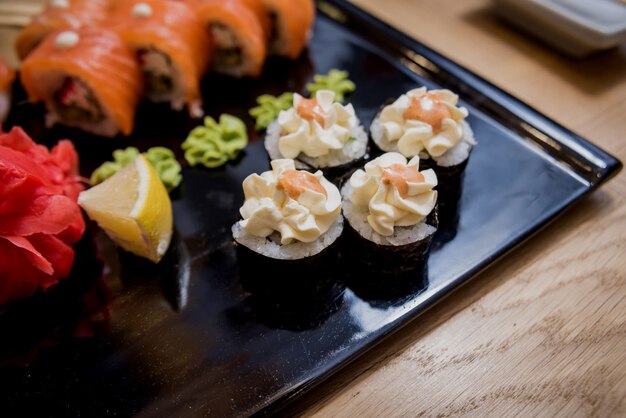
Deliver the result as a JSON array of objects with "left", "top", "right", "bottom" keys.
[
  {"left": 110, "top": 0, "right": 212, "bottom": 117},
  {"left": 191, "top": 0, "right": 267, "bottom": 78},
  {"left": 15, "top": 0, "right": 110, "bottom": 60},
  {"left": 0, "top": 58, "right": 15, "bottom": 125},
  {"left": 21, "top": 28, "right": 143, "bottom": 137},
  {"left": 256, "top": 0, "right": 315, "bottom": 59}
]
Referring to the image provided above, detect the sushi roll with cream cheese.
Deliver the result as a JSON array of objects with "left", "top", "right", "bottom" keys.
[
  {"left": 371, "top": 87, "right": 474, "bottom": 237},
  {"left": 265, "top": 89, "right": 368, "bottom": 181},
  {"left": 341, "top": 152, "right": 438, "bottom": 278},
  {"left": 232, "top": 159, "right": 343, "bottom": 279},
  {"left": 370, "top": 87, "right": 475, "bottom": 168}
]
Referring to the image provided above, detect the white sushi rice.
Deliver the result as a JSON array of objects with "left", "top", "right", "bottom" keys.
[
  {"left": 265, "top": 120, "right": 368, "bottom": 169},
  {"left": 341, "top": 182, "right": 436, "bottom": 246},
  {"left": 232, "top": 215, "right": 343, "bottom": 260},
  {"left": 370, "top": 117, "right": 475, "bottom": 167}
]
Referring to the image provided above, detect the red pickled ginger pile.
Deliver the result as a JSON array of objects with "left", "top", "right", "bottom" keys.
[{"left": 0, "top": 127, "right": 85, "bottom": 305}]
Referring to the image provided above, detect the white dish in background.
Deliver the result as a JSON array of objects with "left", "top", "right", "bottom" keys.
[{"left": 492, "top": 0, "right": 626, "bottom": 57}]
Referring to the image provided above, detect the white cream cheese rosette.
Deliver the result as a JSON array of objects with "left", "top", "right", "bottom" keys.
[
  {"left": 378, "top": 87, "right": 469, "bottom": 158},
  {"left": 239, "top": 159, "right": 341, "bottom": 244},
  {"left": 349, "top": 152, "right": 437, "bottom": 237},
  {"left": 277, "top": 90, "right": 358, "bottom": 159}
]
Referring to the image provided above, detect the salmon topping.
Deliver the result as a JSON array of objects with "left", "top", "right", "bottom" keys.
[
  {"left": 403, "top": 92, "right": 451, "bottom": 132},
  {"left": 296, "top": 97, "right": 326, "bottom": 125},
  {"left": 382, "top": 164, "right": 425, "bottom": 198},
  {"left": 278, "top": 170, "right": 327, "bottom": 200}
]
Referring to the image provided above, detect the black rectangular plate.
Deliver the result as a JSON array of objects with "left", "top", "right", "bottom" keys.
[{"left": 0, "top": 1, "right": 621, "bottom": 417}]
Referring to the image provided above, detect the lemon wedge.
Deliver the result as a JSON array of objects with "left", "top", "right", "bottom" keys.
[{"left": 78, "top": 154, "right": 173, "bottom": 263}]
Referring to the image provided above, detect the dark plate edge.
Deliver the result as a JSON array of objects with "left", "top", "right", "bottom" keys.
[{"left": 251, "top": 0, "right": 623, "bottom": 415}]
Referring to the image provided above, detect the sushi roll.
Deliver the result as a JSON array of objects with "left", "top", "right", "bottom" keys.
[
  {"left": 264, "top": 89, "right": 368, "bottom": 181},
  {"left": 15, "top": 0, "right": 110, "bottom": 60},
  {"left": 254, "top": 0, "right": 314, "bottom": 59},
  {"left": 110, "top": 0, "right": 212, "bottom": 118},
  {"left": 232, "top": 159, "right": 343, "bottom": 281},
  {"left": 192, "top": 0, "right": 267, "bottom": 78},
  {"left": 20, "top": 28, "right": 143, "bottom": 137},
  {"left": 371, "top": 87, "right": 474, "bottom": 233},
  {"left": 341, "top": 152, "right": 438, "bottom": 279},
  {"left": 370, "top": 87, "right": 475, "bottom": 170},
  {"left": 0, "top": 57, "right": 15, "bottom": 125}
]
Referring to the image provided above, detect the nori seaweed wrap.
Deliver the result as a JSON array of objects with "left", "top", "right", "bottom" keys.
[
  {"left": 239, "top": 254, "right": 345, "bottom": 331},
  {"left": 421, "top": 157, "right": 466, "bottom": 247},
  {"left": 344, "top": 259, "right": 429, "bottom": 309},
  {"left": 232, "top": 159, "right": 344, "bottom": 305},
  {"left": 341, "top": 152, "right": 438, "bottom": 281}
]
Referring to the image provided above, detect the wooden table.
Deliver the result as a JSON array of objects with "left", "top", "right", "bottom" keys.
[
  {"left": 284, "top": 1, "right": 626, "bottom": 416},
  {"left": 2, "top": 1, "right": 624, "bottom": 416}
]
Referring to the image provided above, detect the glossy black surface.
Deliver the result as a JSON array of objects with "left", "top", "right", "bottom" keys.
[{"left": 0, "top": 1, "right": 621, "bottom": 417}]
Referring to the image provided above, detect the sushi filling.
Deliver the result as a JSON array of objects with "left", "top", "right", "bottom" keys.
[
  {"left": 53, "top": 78, "right": 103, "bottom": 124},
  {"left": 138, "top": 48, "right": 174, "bottom": 99},
  {"left": 209, "top": 24, "right": 243, "bottom": 69}
]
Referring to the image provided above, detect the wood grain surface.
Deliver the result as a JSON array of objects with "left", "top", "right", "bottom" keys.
[
  {"left": 2, "top": 1, "right": 625, "bottom": 416},
  {"left": 282, "top": 1, "right": 626, "bottom": 416}
]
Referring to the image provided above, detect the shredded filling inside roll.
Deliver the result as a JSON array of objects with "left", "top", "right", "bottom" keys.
[
  {"left": 53, "top": 77, "right": 103, "bottom": 124},
  {"left": 138, "top": 48, "right": 174, "bottom": 99},
  {"left": 209, "top": 23, "right": 243, "bottom": 69}
]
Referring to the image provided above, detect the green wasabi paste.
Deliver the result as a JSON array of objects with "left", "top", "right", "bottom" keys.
[
  {"left": 182, "top": 114, "right": 248, "bottom": 168},
  {"left": 249, "top": 92, "right": 294, "bottom": 131},
  {"left": 306, "top": 69, "right": 356, "bottom": 102}
]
